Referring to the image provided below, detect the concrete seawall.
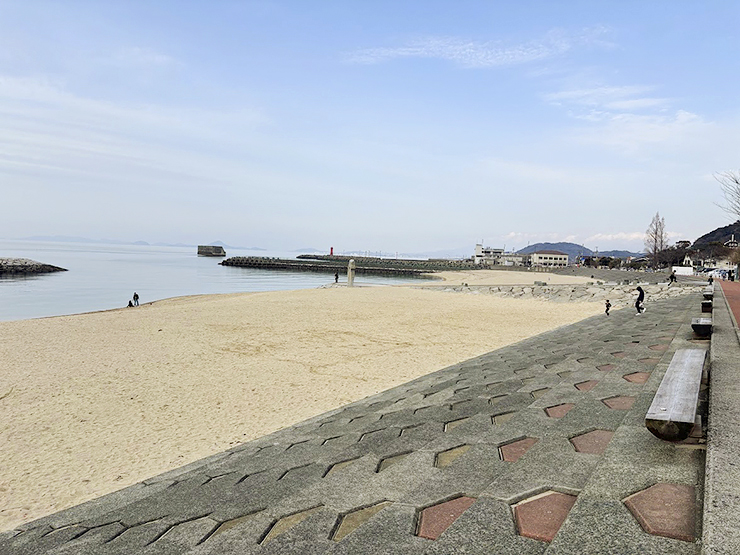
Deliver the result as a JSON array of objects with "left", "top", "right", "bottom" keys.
[{"left": 220, "top": 256, "right": 436, "bottom": 278}]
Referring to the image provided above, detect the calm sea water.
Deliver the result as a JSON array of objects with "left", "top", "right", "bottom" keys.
[{"left": 0, "top": 240, "right": 427, "bottom": 322}]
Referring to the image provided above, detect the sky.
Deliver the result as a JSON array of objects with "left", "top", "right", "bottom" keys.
[{"left": 1, "top": 1, "right": 739, "bottom": 255}]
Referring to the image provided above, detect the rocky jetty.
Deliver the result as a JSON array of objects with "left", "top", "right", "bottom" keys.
[
  {"left": 221, "top": 256, "right": 432, "bottom": 278},
  {"left": 0, "top": 258, "right": 67, "bottom": 275}
]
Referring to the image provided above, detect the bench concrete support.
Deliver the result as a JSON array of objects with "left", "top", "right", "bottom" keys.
[
  {"left": 645, "top": 349, "right": 706, "bottom": 442},
  {"left": 702, "top": 300, "right": 713, "bottom": 313},
  {"left": 692, "top": 317, "right": 713, "bottom": 338}
]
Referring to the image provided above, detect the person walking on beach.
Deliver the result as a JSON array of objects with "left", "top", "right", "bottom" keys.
[
  {"left": 133, "top": 292, "right": 139, "bottom": 306},
  {"left": 668, "top": 271, "right": 677, "bottom": 286},
  {"left": 635, "top": 286, "right": 645, "bottom": 315},
  {"left": 605, "top": 299, "right": 611, "bottom": 316},
  {"left": 334, "top": 272, "right": 339, "bottom": 284}
]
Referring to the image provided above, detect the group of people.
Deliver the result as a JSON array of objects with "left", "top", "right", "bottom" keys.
[
  {"left": 604, "top": 286, "right": 646, "bottom": 317},
  {"left": 127, "top": 292, "right": 139, "bottom": 308}
]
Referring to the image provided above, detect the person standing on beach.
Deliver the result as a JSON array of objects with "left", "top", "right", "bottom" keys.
[
  {"left": 635, "top": 286, "right": 645, "bottom": 315},
  {"left": 133, "top": 292, "right": 139, "bottom": 306},
  {"left": 605, "top": 299, "right": 611, "bottom": 316},
  {"left": 668, "top": 271, "right": 677, "bottom": 285},
  {"left": 334, "top": 272, "right": 339, "bottom": 283}
]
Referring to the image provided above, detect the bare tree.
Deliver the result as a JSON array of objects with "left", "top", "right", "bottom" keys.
[
  {"left": 715, "top": 170, "right": 740, "bottom": 219},
  {"left": 645, "top": 212, "right": 668, "bottom": 270}
]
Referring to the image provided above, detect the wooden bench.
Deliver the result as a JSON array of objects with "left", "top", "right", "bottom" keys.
[
  {"left": 691, "top": 317, "right": 712, "bottom": 338},
  {"left": 702, "top": 300, "right": 713, "bottom": 313},
  {"left": 646, "top": 349, "right": 706, "bottom": 442}
]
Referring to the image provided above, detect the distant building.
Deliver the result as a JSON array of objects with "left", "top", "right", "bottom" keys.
[
  {"left": 530, "top": 250, "right": 568, "bottom": 268},
  {"left": 724, "top": 234, "right": 739, "bottom": 249},
  {"left": 473, "top": 244, "right": 527, "bottom": 266}
]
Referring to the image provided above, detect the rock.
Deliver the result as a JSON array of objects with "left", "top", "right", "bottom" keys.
[{"left": 0, "top": 258, "right": 67, "bottom": 275}]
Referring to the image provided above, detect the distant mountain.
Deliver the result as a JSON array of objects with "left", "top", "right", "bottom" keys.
[
  {"left": 692, "top": 220, "right": 740, "bottom": 249},
  {"left": 292, "top": 248, "right": 325, "bottom": 254},
  {"left": 207, "top": 241, "right": 266, "bottom": 251},
  {"left": 516, "top": 242, "right": 593, "bottom": 260},
  {"left": 598, "top": 250, "right": 644, "bottom": 259}
]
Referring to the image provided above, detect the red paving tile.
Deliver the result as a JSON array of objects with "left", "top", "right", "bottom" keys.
[
  {"left": 570, "top": 430, "right": 615, "bottom": 454},
  {"left": 602, "top": 396, "right": 636, "bottom": 410},
  {"left": 721, "top": 281, "right": 740, "bottom": 325},
  {"left": 624, "top": 483, "right": 695, "bottom": 542},
  {"left": 500, "top": 437, "right": 539, "bottom": 462},
  {"left": 545, "top": 403, "right": 576, "bottom": 418},
  {"left": 623, "top": 372, "right": 650, "bottom": 384},
  {"left": 514, "top": 491, "right": 577, "bottom": 542},
  {"left": 597, "top": 364, "right": 616, "bottom": 372},
  {"left": 648, "top": 344, "right": 669, "bottom": 352},
  {"left": 417, "top": 497, "right": 476, "bottom": 540},
  {"left": 575, "top": 380, "right": 598, "bottom": 392},
  {"left": 611, "top": 351, "right": 627, "bottom": 359}
]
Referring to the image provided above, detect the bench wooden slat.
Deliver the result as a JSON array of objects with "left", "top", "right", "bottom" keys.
[{"left": 645, "top": 349, "right": 706, "bottom": 442}]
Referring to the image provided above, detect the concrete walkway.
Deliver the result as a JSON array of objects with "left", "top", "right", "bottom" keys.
[{"left": 0, "top": 286, "right": 721, "bottom": 554}]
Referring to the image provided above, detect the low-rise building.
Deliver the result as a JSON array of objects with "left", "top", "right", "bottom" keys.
[{"left": 530, "top": 250, "right": 568, "bottom": 268}]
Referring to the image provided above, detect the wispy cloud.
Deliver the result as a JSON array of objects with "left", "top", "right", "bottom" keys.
[
  {"left": 585, "top": 232, "right": 644, "bottom": 243},
  {"left": 346, "top": 27, "right": 607, "bottom": 68},
  {"left": 113, "top": 47, "right": 181, "bottom": 67},
  {"left": 545, "top": 85, "right": 670, "bottom": 116}
]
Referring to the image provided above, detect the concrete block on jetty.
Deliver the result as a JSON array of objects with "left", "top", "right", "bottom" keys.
[
  {"left": 0, "top": 258, "right": 67, "bottom": 275},
  {"left": 220, "top": 255, "right": 434, "bottom": 278},
  {"left": 197, "top": 245, "right": 226, "bottom": 257}
]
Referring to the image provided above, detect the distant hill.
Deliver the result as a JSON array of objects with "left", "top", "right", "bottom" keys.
[
  {"left": 598, "top": 250, "right": 644, "bottom": 259},
  {"left": 692, "top": 221, "right": 740, "bottom": 249},
  {"left": 516, "top": 242, "right": 593, "bottom": 260}
]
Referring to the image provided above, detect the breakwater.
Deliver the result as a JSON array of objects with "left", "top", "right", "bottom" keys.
[
  {"left": 423, "top": 281, "right": 699, "bottom": 308},
  {"left": 297, "top": 254, "right": 478, "bottom": 271},
  {"left": 0, "top": 258, "right": 67, "bottom": 275},
  {"left": 220, "top": 256, "right": 439, "bottom": 278}
]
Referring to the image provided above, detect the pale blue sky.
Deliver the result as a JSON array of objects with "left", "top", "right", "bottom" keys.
[{"left": 1, "top": 1, "right": 738, "bottom": 254}]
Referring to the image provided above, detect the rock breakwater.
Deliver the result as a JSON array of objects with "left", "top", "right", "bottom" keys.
[
  {"left": 0, "top": 258, "right": 67, "bottom": 275},
  {"left": 423, "top": 282, "right": 698, "bottom": 308}
]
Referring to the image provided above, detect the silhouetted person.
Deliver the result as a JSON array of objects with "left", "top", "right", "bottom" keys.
[
  {"left": 668, "top": 271, "right": 677, "bottom": 285},
  {"left": 635, "top": 286, "right": 645, "bottom": 315},
  {"left": 605, "top": 299, "right": 611, "bottom": 316},
  {"left": 708, "top": 275, "right": 714, "bottom": 285},
  {"left": 133, "top": 292, "right": 139, "bottom": 306},
  {"left": 334, "top": 272, "right": 339, "bottom": 283},
  {"left": 128, "top": 300, "right": 134, "bottom": 308}
]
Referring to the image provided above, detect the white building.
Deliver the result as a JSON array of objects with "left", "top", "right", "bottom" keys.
[
  {"left": 530, "top": 250, "right": 568, "bottom": 268},
  {"left": 473, "top": 244, "right": 527, "bottom": 266}
]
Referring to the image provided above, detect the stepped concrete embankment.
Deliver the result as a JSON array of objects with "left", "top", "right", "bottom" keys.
[
  {"left": 0, "top": 258, "right": 66, "bottom": 275},
  {"left": 424, "top": 282, "right": 699, "bottom": 308}
]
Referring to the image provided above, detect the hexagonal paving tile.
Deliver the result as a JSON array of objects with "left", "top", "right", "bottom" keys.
[
  {"left": 435, "top": 445, "right": 471, "bottom": 468},
  {"left": 545, "top": 403, "right": 575, "bottom": 419},
  {"left": 649, "top": 344, "right": 670, "bottom": 351},
  {"left": 444, "top": 417, "right": 470, "bottom": 432},
  {"left": 623, "top": 483, "right": 695, "bottom": 542},
  {"left": 416, "top": 497, "right": 477, "bottom": 540},
  {"left": 377, "top": 452, "right": 410, "bottom": 472},
  {"left": 499, "top": 437, "right": 538, "bottom": 462},
  {"left": 332, "top": 501, "right": 392, "bottom": 541},
  {"left": 639, "top": 357, "right": 661, "bottom": 366},
  {"left": 602, "top": 395, "right": 636, "bottom": 410},
  {"left": 570, "top": 430, "right": 614, "bottom": 454},
  {"left": 530, "top": 388, "right": 550, "bottom": 399},
  {"left": 623, "top": 372, "right": 650, "bottom": 384},
  {"left": 611, "top": 351, "right": 627, "bottom": 359},
  {"left": 574, "top": 380, "right": 598, "bottom": 392},
  {"left": 492, "top": 411, "right": 516, "bottom": 425},
  {"left": 261, "top": 507, "right": 322, "bottom": 545},
  {"left": 514, "top": 491, "right": 577, "bottom": 542},
  {"left": 597, "top": 364, "right": 616, "bottom": 372}
]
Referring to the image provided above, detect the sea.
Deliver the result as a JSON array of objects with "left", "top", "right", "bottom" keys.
[{"left": 0, "top": 240, "right": 428, "bottom": 322}]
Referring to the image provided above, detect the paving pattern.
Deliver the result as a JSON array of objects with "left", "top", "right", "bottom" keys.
[{"left": 0, "top": 289, "right": 708, "bottom": 554}]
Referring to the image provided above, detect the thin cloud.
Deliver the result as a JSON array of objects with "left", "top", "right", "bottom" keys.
[
  {"left": 114, "top": 47, "right": 181, "bottom": 67},
  {"left": 586, "top": 232, "right": 644, "bottom": 242},
  {"left": 346, "top": 28, "right": 605, "bottom": 68}
]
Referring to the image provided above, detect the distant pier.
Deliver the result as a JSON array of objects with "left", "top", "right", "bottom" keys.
[{"left": 198, "top": 245, "right": 226, "bottom": 257}]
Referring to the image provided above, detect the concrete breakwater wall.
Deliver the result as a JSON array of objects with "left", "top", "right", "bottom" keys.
[
  {"left": 221, "top": 256, "right": 433, "bottom": 278},
  {"left": 0, "top": 258, "right": 67, "bottom": 275},
  {"left": 297, "top": 254, "right": 478, "bottom": 271},
  {"left": 423, "top": 282, "right": 698, "bottom": 308}
]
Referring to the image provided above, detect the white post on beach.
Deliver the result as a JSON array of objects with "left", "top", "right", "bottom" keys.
[{"left": 347, "top": 259, "right": 355, "bottom": 287}]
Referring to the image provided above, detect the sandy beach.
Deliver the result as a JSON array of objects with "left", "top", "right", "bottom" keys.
[{"left": 0, "top": 274, "right": 602, "bottom": 532}]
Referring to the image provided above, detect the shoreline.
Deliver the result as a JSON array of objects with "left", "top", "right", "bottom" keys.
[{"left": 0, "top": 273, "right": 603, "bottom": 532}]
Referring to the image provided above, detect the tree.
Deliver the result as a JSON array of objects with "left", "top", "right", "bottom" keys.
[
  {"left": 645, "top": 212, "right": 668, "bottom": 270},
  {"left": 715, "top": 171, "right": 740, "bottom": 218}
]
